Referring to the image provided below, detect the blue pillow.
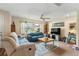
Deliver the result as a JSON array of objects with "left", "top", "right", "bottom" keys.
[{"left": 18, "top": 38, "right": 29, "bottom": 45}]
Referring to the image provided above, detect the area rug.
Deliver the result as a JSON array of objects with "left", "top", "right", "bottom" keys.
[
  {"left": 35, "top": 43, "right": 48, "bottom": 56},
  {"left": 35, "top": 42, "right": 57, "bottom": 56}
]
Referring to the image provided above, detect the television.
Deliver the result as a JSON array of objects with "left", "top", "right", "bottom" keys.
[{"left": 51, "top": 28, "right": 60, "bottom": 35}]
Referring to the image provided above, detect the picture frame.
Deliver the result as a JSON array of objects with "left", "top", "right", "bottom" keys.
[{"left": 53, "top": 22, "right": 64, "bottom": 27}]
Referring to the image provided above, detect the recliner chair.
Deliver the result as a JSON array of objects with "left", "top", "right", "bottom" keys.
[{"left": 2, "top": 35, "right": 36, "bottom": 56}]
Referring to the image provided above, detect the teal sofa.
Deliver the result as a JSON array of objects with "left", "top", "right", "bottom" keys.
[{"left": 27, "top": 32, "right": 44, "bottom": 42}]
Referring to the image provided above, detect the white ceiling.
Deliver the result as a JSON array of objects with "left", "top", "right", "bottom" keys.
[{"left": 0, "top": 3, "right": 79, "bottom": 20}]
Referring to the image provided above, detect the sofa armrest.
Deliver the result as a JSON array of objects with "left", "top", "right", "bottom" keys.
[{"left": 11, "top": 43, "right": 36, "bottom": 56}]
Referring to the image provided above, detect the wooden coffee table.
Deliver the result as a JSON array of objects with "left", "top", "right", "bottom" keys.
[{"left": 38, "top": 37, "right": 55, "bottom": 46}]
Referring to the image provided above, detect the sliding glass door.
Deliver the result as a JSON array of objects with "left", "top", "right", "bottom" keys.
[{"left": 21, "top": 22, "right": 40, "bottom": 34}]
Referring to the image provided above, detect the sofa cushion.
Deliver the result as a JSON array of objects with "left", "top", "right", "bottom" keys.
[
  {"left": 27, "top": 32, "right": 44, "bottom": 42},
  {"left": 28, "top": 32, "right": 43, "bottom": 36},
  {"left": 32, "top": 36, "right": 38, "bottom": 38}
]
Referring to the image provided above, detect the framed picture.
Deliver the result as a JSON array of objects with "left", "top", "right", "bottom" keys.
[{"left": 53, "top": 22, "right": 64, "bottom": 27}]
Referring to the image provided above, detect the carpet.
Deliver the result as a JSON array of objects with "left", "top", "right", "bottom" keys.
[
  {"left": 35, "top": 43, "right": 48, "bottom": 56},
  {"left": 35, "top": 42, "right": 58, "bottom": 56}
]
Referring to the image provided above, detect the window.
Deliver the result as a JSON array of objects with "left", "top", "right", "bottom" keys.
[{"left": 21, "top": 22, "right": 40, "bottom": 34}]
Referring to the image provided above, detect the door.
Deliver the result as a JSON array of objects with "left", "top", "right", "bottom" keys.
[{"left": 0, "top": 15, "right": 4, "bottom": 48}]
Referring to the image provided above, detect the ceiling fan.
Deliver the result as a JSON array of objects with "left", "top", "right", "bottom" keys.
[{"left": 40, "top": 14, "right": 50, "bottom": 21}]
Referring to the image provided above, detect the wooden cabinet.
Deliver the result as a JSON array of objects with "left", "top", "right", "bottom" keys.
[
  {"left": 44, "top": 22, "right": 49, "bottom": 34},
  {"left": 11, "top": 21, "right": 16, "bottom": 32}
]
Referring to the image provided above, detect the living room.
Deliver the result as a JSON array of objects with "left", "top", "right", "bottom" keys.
[{"left": 0, "top": 3, "right": 79, "bottom": 56}]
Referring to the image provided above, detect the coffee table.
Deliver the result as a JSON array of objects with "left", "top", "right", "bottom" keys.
[{"left": 38, "top": 37, "right": 55, "bottom": 46}]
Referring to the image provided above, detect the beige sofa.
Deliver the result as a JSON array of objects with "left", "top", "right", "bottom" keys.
[{"left": 2, "top": 32, "right": 36, "bottom": 56}]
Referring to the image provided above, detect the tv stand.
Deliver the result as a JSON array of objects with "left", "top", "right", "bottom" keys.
[{"left": 52, "top": 34, "right": 60, "bottom": 41}]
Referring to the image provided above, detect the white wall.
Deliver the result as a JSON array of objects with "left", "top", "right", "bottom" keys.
[
  {"left": 0, "top": 15, "right": 4, "bottom": 48},
  {"left": 0, "top": 10, "right": 11, "bottom": 48},
  {"left": 0, "top": 10, "right": 11, "bottom": 36},
  {"left": 0, "top": 15, "right": 4, "bottom": 37}
]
